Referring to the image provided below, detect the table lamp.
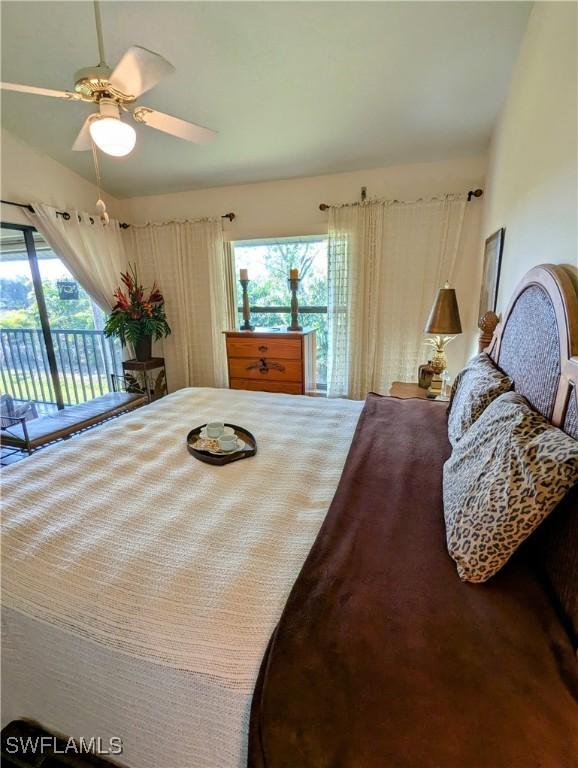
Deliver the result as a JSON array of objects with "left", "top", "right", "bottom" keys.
[{"left": 424, "top": 282, "right": 462, "bottom": 397}]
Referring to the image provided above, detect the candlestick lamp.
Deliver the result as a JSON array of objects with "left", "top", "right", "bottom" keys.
[
  {"left": 287, "top": 269, "right": 302, "bottom": 331},
  {"left": 424, "top": 282, "right": 462, "bottom": 397},
  {"left": 239, "top": 269, "right": 254, "bottom": 331}
]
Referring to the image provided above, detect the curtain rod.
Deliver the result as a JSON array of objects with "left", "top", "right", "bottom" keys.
[
  {"left": 1, "top": 200, "right": 236, "bottom": 227},
  {"left": 318, "top": 188, "right": 484, "bottom": 212}
]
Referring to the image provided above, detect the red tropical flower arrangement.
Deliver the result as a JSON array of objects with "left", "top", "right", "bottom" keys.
[{"left": 104, "top": 264, "right": 171, "bottom": 351}]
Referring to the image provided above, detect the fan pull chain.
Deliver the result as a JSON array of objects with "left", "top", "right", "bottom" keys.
[{"left": 91, "top": 138, "right": 110, "bottom": 225}]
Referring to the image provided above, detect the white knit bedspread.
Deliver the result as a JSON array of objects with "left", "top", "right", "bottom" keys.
[{"left": 2, "top": 387, "right": 362, "bottom": 768}]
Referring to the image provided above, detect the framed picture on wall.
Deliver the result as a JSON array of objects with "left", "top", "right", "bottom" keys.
[{"left": 478, "top": 228, "right": 505, "bottom": 322}]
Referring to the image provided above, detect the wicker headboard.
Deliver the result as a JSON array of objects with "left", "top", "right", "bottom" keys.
[
  {"left": 486, "top": 265, "right": 578, "bottom": 644},
  {"left": 487, "top": 264, "right": 578, "bottom": 439}
]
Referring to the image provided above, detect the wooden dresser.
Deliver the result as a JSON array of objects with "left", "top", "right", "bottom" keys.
[{"left": 224, "top": 328, "right": 316, "bottom": 395}]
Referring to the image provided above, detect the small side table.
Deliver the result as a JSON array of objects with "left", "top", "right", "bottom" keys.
[
  {"left": 389, "top": 381, "right": 431, "bottom": 399},
  {"left": 122, "top": 357, "right": 167, "bottom": 403}
]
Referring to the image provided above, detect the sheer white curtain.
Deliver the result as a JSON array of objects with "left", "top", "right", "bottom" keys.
[
  {"left": 124, "top": 219, "right": 231, "bottom": 391},
  {"left": 223, "top": 241, "right": 239, "bottom": 331},
  {"left": 25, "top": 203, "right": 127, "bottom": 312},
  {"left": 327, "top": 195, "right": 467, "bottom": 399}
]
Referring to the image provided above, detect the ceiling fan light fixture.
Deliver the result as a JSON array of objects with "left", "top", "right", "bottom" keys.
[
  {"left": 89, "top": 115, "right": 136, "bottom": 157},
  {"left": 1, "top": 3, "right": 218, "bottom": 156}
]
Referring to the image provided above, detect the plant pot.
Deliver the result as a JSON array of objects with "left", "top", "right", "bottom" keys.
[{"left": 134, "top": 335, "right": 153, "bottom": 362}]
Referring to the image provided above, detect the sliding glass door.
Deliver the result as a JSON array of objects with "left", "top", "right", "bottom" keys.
[{"left": 0, "top": 224, "right": 122, "bottom": 414}]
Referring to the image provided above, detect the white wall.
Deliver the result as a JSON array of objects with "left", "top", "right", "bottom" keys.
[
  {"left": 120, "top": 155, "right": 486, "bottom": 377},
  {"left": 482, "top": 1, "right": 578, "bottom": 310},
  {"left": 119, "top": 155, "right": 485, "bottom": 240},
  {"left": 0, "top": 128, "right": 121, "bottom": 226}
]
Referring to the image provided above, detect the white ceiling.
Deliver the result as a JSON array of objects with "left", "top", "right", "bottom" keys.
[{"left": 1, "top": 1, "right": 531, "bottom": 199}]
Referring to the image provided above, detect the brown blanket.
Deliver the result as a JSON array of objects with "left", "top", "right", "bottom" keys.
[{"left": 249, "top": 394, "right": 578, "bottom": 768}]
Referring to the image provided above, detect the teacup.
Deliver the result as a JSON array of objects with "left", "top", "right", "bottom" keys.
[
  {"left": 206, "top": 422, "right": 225, "bottom": 438},
  {"left": 218, "top": 434, "right": 237, "bottom": 452}
]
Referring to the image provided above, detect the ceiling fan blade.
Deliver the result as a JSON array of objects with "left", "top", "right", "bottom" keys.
[
  {"left": 1, "top": 82, "right": 81, "bottom": 100},
  {"left": 109, "top": 46, "right": 174, "bottom": 98},
  {"left": 133, "top": 106, "right": 217, "bottom": 144},
  {"left": 72, "top": 116, "right": 94, "bottom": 151}
]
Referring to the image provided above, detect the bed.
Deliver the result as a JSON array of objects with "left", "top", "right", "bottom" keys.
[
  {"left": 248, "top": 264, "right": 578, "bottom": 768},
  {"left": 1, "top": 387, "right": 362, "bottom": 767},
  {"left": 3, "top": 264, "right": 577, "bottom": 768}
]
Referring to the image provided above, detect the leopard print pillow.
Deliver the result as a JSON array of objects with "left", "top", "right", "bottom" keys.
[
  {"left": 443, "top": 391, "right": 578, "bottom": 583},
  {"left": 447, "top": 353, "right": 512, "bottom": 446}
]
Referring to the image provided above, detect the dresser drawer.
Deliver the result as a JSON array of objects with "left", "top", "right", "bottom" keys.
[
  {"left": 230, "top": 378, "right": 303, "bottom": 395},
  {"left": 228, "top": 357, "right": 302, "bottom": 382},
  {"left": 226, "top": 337, "right": 301, "bottom": 360}
]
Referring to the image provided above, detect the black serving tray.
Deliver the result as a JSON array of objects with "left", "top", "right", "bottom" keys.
[{"left": 186, "top": 423, "right": 257, "bottom": 466}]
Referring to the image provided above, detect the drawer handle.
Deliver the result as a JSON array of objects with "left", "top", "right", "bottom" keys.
[
  {"left": 258, "top": 345, "right": 268, "bottom": 352},
  {"left": 246, "top": 358, "right": 286, "bottom": 374}
]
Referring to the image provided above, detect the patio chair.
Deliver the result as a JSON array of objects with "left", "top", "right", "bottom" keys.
[{"left": 0, "top": 395, "right": 38, "bottom": 456}]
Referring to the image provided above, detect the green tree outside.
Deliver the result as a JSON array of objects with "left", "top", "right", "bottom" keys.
[{"left": 0, "top": 276, "right": 97, "bottom": 330}]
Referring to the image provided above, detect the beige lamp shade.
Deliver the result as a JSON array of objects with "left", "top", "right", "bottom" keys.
[{"left": 424, "top": 283, "right": 462, "bottom": 334}]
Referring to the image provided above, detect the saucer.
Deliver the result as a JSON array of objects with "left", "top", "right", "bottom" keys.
[{"left": 207, "top": 438, "right": 245, "bottom": 456}]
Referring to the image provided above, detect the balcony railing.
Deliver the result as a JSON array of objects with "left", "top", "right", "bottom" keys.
[{"left": 0, "top": 328, "right": 122, "bottom": 406}]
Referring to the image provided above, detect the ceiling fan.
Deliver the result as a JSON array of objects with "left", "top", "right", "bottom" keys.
[{"left": 0, "top": 0, "right": 217, "bottom": 158}]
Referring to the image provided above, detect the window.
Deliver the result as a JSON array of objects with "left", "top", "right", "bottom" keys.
[
  {"left": 0, "top": 224, "right": 122, "bottom": 413},
  {"left": 232, "top": 237, "right": 328, "bottom": 389}
]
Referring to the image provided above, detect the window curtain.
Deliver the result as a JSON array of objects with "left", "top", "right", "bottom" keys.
[
  {"left": 123, "top": 218, "right": 231, "bottom": 391},
  {"left": 327, "top": 195, "right": 467, "bottom": 399},
  {"left": 223, "top": 241, "right": 239, "bottom": 331},
  {"left": 24, "top": 202, "right": 127, "bottom": 312}
]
